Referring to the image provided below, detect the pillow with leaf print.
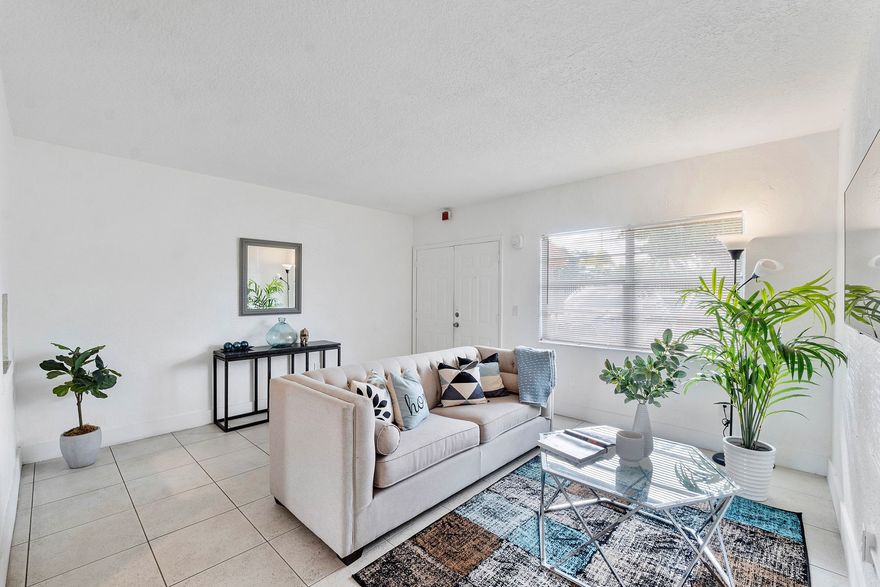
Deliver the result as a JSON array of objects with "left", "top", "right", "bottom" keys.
[{"left": 349, "top": 370, "right": 393, "bottom": 424}]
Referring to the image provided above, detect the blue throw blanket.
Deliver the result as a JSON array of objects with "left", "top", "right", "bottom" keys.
[{"left": 515, "top": 346, "right": 556, "bottom": 407}]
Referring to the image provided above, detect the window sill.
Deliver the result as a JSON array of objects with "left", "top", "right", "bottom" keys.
[{"left": 538, "top": 338, "right": 650, "bottom": 354}]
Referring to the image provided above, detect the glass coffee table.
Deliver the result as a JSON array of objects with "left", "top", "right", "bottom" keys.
[{"left": 539, "top": 426, "right": 739, "bottom": 587}]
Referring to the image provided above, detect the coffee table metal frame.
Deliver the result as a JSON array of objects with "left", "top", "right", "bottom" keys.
[{"left": 538, "top": 429, "right": 738, "bottom": 587}]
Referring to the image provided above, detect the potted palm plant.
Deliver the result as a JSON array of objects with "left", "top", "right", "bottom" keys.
[
  {"left": 39, "top": 343, "right": 121, "bottom": 468},
  {"left": 681, "top": 271, "right": 845, "bottom": 501},
  {"left": 599, "top": 329, "right": 688, "bottom": 457}
]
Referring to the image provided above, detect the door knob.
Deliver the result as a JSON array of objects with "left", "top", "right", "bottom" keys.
[
  {"left": 454, "top": 311, "right": 460, "bottom": 317},
  {"left": 453, "top": 322, "right": 460, "bottom": 328}
]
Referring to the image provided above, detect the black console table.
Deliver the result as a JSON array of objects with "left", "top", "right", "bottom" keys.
[{"left": 212, "top": 340, "right": 342, "bottom": 432}]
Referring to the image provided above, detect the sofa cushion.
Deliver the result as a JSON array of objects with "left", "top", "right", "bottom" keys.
[
  {"left": 373, "top": 414, "right": 479, "bottom": 488},
  {"left": 431, "top": 395, "right": 540, "bottom": 443}
]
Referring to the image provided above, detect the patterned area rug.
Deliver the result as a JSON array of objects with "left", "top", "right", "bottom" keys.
[{"left": 354, "top": 457, "right": 810, "bottom": 586}]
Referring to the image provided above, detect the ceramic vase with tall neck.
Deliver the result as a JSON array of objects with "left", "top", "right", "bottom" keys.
[{"left": 632, "top": 403, "right": 653, "bottom": 457}]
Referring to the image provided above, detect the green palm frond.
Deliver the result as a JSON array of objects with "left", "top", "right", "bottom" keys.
[{"left": 681, "top": 271, "right": 845, "bottom": 450}]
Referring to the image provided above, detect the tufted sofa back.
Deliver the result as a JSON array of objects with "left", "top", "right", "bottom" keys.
[{"left": 290, "top": 345, "right": 517, "bottom": 409}]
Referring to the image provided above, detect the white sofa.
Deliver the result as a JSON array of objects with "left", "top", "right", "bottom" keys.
[{"left": 268, "top": 345, "right": 552, "bottom": 562}]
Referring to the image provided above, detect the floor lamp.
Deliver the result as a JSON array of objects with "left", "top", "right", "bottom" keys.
[
  {"left": 280, "top": 263, "right": 293, "bottom": 307},
  {"left": 713, "top": 234, "right": 752, "bottom": 466}
]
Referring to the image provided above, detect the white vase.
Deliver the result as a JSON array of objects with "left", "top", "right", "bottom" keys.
[
  {"left": 722, "top": 436, "right": 776, "bottom": 501},
  {"left": 632, "top": 403, "right": 653, "bottom": 457}
]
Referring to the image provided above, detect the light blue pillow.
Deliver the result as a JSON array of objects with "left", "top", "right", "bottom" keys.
[{"left": 387, "top": 369, "right": 429, "bottom": 430}]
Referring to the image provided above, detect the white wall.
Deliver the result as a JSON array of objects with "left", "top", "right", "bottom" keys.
[
  {"left": 414, "top": 132, "right": 839, "bottom": 475},
  {"left": 8, "top": 139, "right": 413, "bottom": 463},
  {"left": 0, "top": 67, "right": 20, "bottom": 587},
  {"left": 832, "top": 21, "right": 880, "bottom": 586}
]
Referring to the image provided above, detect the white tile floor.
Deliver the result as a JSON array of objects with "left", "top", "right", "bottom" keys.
[{"left": 5, "top": 417, "right": 849, "bottom": 586}]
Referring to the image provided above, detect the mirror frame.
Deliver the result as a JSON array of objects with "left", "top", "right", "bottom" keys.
[
  {"left": 844, "top": 127, "right": 880, "bottom": 339},
  {"left": 239, "top": 238, "right": 302, "bottom": 316}
]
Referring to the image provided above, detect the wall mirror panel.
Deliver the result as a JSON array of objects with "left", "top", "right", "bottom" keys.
[
  {"left": 845, "top": 130, "right": 880, "bottom": 338},
  {"left": 239, "top": 238, "right": 302, "bottom": 315}
]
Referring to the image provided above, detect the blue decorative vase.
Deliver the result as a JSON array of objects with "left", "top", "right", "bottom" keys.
[{"left": 266, "top": 317, "right": 296, "bottom": 347}]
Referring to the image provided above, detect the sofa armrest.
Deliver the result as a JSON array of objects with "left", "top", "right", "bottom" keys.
[{"left": 269, "top": 375, "right": 375, "bottom": 557}]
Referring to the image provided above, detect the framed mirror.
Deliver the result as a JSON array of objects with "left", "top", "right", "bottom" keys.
[
  {"left": 845, "top": 128, "right": 880, "bottom": 339},
  {"left": 239, "top": 238, "right": 302, "bottom": 315}
]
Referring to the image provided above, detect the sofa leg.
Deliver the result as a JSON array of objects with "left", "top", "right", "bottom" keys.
[{"left": 340, "top": 548, "right": 363, "bottom": 565}]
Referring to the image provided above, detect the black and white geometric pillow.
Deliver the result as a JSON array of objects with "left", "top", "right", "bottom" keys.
[
  {"left": 349, "top": 380, "right": 393, "bottom": 423},
  {"left": 456, "top": 353, "right": 508, "bottom": 397},
  {"left": 437, "top": 362, "right": 487, "bottom": 407}
]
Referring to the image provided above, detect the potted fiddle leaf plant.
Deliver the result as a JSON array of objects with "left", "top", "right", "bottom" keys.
[
  {"left": 681, "top": 271, "right": 846, "bottom": 501},
  {"left": 39, "top": 343, "right": 121, "bottom": 468},
  {"left": 599, "top": 329, "right": 688, "bottom": 457}
]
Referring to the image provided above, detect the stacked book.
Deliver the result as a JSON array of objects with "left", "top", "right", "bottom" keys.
[{"left": 538, "top": 427, "right": 617, "bottom": 466}]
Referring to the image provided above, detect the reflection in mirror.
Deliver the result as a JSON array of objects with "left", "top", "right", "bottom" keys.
[
  {"left": 239, "top": 239, "right": 302, "bottom": 315},
  {"left": 845, "top": 130, "right": 880, "bottom": 338}
]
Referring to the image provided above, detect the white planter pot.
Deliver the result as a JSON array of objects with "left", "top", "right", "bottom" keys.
[
  {"left": 59, "top": 427, "right": 102, "bottom": 469},
  {"left": 722, "top": 436, "right": 776, "bottom": 501}
]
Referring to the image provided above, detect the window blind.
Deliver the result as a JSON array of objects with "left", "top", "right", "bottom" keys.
[{"left": 540, "top": 212, "right": 744, "bottom": 351}]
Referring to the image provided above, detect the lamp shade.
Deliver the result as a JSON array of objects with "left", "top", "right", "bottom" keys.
[
  {"left": 752, "top": 258, "right": 783, "bottom": 278},
  {"left": 281, "top": 263, "right": 294, "bottom": 271},
  {"left": 716, "top": 234, "right": 752, "bottom": 252},
  {"left": 868, "top": 255, "right": 880, "bottom": 269}
]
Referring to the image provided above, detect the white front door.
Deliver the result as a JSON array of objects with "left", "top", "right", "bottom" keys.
[
  {"left": 414, "top": 241, "right": 500, "bottom": 353},
  {"left": 415, "top": 246, "right": 455, "bottom": 353},
  {"left": 453, "top": 241, "right": 500, "bottom": 347}
]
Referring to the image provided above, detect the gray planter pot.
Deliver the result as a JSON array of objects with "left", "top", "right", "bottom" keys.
[{"left": 59, "top": 427, "right": 102, "bottom": 468}]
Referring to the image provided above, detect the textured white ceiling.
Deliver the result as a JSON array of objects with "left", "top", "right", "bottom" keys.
[{"left": 0, "top": 1, "right": 876, "bottom": 214}]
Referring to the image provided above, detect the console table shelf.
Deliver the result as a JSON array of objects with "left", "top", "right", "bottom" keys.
[{"left": 212, "top": 340, "right": 342, "bottom": 432}]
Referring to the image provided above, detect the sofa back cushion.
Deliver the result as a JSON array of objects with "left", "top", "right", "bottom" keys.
[
  {"left": 300, "top": 346, "right": 481, "bottom": 408},
  {"left": 476, "top": 346, "right": 519, "bottom": 394}
]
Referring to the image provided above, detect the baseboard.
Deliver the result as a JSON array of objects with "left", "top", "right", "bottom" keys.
[
  {"left": 828, "top": 459, "right": 878, "bottom": 586},
  {"left": 19, "top": 397, "right": 268, "bottom": 463},
  {"left": 21, "top": 407, "right": 215, "bottom": 463},
  {"left": 556, "top": 403, "right": 828, "bottom": 474},
  {"left": 0, "top": 448, "right": 22, "bottom": 587}
]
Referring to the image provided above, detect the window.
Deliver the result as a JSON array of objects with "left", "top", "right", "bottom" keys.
[{"left": 540, "top": 212, "right": 743, "bottom": 350}]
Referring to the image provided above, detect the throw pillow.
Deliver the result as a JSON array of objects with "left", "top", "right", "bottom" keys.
[
  {"left": 374, "top": 419, "right": 400, "bottom": 456},
  {"left": 438, "top": 362, "right": 487, "bottom": 407},
  {"left": 456, "top": 353, "right": 508, "bottom": 397},
  {"left": 386, "top": 369, "right": 429, "bottom": 430},
  {"left": 349, "top": 377, "right": 393, "bottom": 424}
]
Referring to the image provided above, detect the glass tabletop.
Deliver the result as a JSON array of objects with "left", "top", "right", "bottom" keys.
[{"left": 540, "top": 425, "right": 738, "bottom": 509}]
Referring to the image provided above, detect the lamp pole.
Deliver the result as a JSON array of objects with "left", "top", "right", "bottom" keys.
[
  {"left": 280, "top": 263, "right": 293, "bottom": 308},
  {"left": 712, "top": 239, "right": 746, "bottom": 467},
  {"left": 711, "top": 257, "right": 737, "bottom": 467}
]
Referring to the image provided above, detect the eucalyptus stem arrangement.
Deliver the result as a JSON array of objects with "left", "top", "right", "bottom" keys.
[{"left": 599, "top": 329, "right": 688, "bottom": 406}]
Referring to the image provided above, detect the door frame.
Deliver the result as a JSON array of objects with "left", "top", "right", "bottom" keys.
[{"left": 412, "top": 235, "right": 503, "bottom": 354}]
